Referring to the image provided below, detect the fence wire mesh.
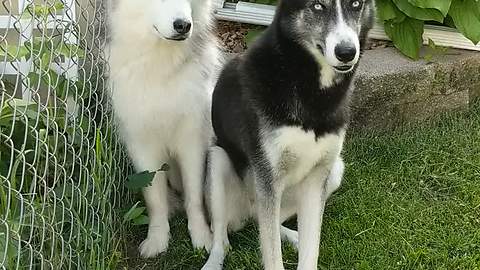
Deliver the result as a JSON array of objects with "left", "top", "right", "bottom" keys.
[{"left": 0, "top": 0, "right": 132, "bottom": 269}]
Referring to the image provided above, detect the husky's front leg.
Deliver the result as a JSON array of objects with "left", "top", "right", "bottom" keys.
[
  {"left": 127, "top": 142, "right": 170, "bottom": 258},
  {"left": 296, "top": 159, "right": 344, "bottom": 270},
  {"left": 296, "top": 181, "right": 325, "bottom": 269},
  {"left": 256, "top": 168, "right": 284, "bottom": 270},
  {"left": 296, "top": 169, "right": 326, "bottom": 270},
  {"left": 178, "top": 137, "right": 212, "bottom": 251}
]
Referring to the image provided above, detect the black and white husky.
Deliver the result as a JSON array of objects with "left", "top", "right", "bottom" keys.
[
  {"left": 203, "top": 0, "right": 374, "bottom": 269},
  {"left": 108, "top": 0, "right": 221, "bottom": 258}
]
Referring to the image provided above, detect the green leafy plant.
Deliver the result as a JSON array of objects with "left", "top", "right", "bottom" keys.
[
  {"left": 1, "top": 1, "right": 127, "bottom": 268},
  {"left": 374, "top": 0, "right": 479, "bottom": 59}
]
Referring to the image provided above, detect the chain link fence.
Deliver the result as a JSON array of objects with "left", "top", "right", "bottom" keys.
[{"left": 1, "top": 0, "right": 132, "bottom": 268}]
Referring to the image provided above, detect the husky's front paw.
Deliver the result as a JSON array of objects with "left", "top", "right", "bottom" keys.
[
  {"left": 139, "top": 228, "right": 170, "bottom": 258},
  {"left": 281, "top": 226, "right": 299, "bottom": 250},
  {"left": 188, "top": 219, "right": 213, "bottom": 251},
  {"left": 201, "top": 243, "right": 229, "bottom": 270},
  {"left": 201, "top": 260, "right": 223, "bottom": 270}
]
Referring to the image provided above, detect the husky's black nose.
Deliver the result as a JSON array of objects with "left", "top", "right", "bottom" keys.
[
  {"left": 173, "top": 19, "right": 192, "bottom": 35},
  {"left": 335, "top": 43, "right": 357, "bottom": 63}
]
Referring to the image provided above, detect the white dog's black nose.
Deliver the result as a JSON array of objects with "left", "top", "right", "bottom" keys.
[
  {"left": 334, "top": 43, "right": 357, "bottom": 63},
  {"left": 173, "top": 19, "right": 192, "bottom": 35}
]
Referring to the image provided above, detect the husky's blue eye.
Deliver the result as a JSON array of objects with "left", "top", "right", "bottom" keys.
[
  {"left": 351, "top": 0, "right": 362, "bottom": 10},
  {"left": 313, "top": 2, "right": 325, "bottom": 11}
]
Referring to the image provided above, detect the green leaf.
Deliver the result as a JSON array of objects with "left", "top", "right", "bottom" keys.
[
  {"left": 0, "top": 233, "right": 18, "bottom": 263},
  {"left": 407, "top": 0, "right": 452, "bottom": 17},
  {"left": 124, "top": 207, "right": 146, "bottom": 222},
  {"left": 393, "top": 0, "right": 445, "bottom": 23},
  {"left": 27, "top": 73, "right": 42, "bottom": 89},
  {"left": 384, "top": 17, "right": 424, "bottom": 59},
  {"left": 0, "top": 45, "right": 29, "bottom": 61},
  {"left": 53, "top": 1, "right": 65, "bottom": 10},
  {"left": 443, "top": 15, "right": 456, "bottom": 28},
  {"left": 125, "top": 164, "right": 169, "bottom": 191},
  {"left": 133, "top": 215, "right": 150, "bottom": 225},
  {"left": 94, "top": 128, "right": 104, "bottom": 173},
  {"left": 57, "top": 44, "right": 86, "bottom": 59},
  {"left": 449, "top": 0, "right": 480, "bottom": 44},
  {"left": 126, "top": 171, "right": 156, "bottom": 191},
  {"left": 123, "top": 201, "right": 145, "bottom": 222},
  {"left": 377, "top": 0, "right": 404, "bottom": 22},
  {"left": 476, "top": 1, "right": 480, "bottom": 20}
]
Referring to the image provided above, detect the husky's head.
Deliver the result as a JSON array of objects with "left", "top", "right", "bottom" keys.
[{"left": 278, "top": 0, "right": 374, "bottom": 73}]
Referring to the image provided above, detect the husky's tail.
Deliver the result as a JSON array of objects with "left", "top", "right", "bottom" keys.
[
  {"left": 167, "top": 187, "right": 183, "bottom": 217},
  {"left": 166, "top": 160, "right": 183, "bottom": 216}
]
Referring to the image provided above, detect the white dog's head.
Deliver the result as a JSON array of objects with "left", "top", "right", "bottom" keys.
[
  {"left": 151, "top": 0, "right": 193, "bottom": 41},
  {"left": 111, "top": 0, "right": 212, "bottom": 43}
]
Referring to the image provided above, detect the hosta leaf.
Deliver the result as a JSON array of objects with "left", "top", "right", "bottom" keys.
[
  {"left": 476, "top": 2, "right": 480, "bottom": 20},
  {"left": 377, "top": 0, "right": 405, "bottom": 22},
  {"left": 384, "top": 17, "right": 424, "bottom": 59},
  {"left": 393, "top": 0, "right": 444, "bottom": 23},
  {"left": 407, "top": 0, "right": 452, "bottom": 17},
  {"left": 443, "top": 15, "right": 456, "bottom": 28},
  {"left": 449, "top": 0, "right": 480, "bottom": 44}
]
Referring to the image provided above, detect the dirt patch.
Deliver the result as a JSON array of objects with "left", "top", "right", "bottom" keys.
[
  {"left": 215, "top": 21, "right": 251, "bottom": 53},
  {"left": 215, "top": 20, "right": 392, "bottom": 53}
]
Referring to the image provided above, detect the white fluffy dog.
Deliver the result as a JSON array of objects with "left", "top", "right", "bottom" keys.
[{"left": 108, "top": 0, "right": 221, "bottom": 258}]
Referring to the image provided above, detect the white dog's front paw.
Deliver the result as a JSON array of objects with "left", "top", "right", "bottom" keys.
[
  {"left": 188, "top": 219, "right": 213, "bottom": 251},
  {"left": 139, "top": 228, "right": 170, "bottom": 258}
]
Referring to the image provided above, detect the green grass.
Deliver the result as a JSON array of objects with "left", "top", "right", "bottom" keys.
[{"left": 121, "top": 102, "right": 480, "bottom": 270}]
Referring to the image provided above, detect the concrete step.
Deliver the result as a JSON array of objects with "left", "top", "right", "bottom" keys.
[{"left": 353, "top": 47, "right": 480, "bottom": 129}]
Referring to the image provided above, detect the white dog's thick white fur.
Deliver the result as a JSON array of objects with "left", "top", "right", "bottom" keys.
[{"left": 108, "top": 0, "right": 221, "bottom": 258}]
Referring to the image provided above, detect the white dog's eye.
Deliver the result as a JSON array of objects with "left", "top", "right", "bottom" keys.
[
  {"left": 351, "top": 0, "right": 362, "bottom": 9},
  {"left": 313, "top": 3, "right": 324, "bottom": 11}
]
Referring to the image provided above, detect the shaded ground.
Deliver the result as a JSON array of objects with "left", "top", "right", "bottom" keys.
[{"left": 119, "top": 102, "right": 480, "bottom": 269}]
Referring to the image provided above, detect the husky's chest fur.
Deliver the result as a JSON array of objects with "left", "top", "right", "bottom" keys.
[{"left": 262, "top": 126, "right": 345, "bottom": 187}]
